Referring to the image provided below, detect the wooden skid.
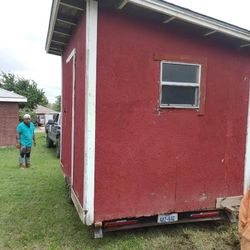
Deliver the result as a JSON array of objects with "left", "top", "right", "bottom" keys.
[{"left": 216, "top": 195, "right": 243, "bottom": 222}]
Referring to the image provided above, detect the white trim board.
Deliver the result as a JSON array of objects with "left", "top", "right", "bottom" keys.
[
  {"left": 66, "top": 48, "right": 76, "bottom": 188},
  {"left": 83, "top": 0, "right": 98, "bottom": 226},
  {"left": 66, "top": 48, "right": 76, "bottom": 63},
  {"left": 0, "top": 98, "right": 27, "bottom": 103},
  {"left": 244, "top": 84, "right": 250, "bottom": 193},
  {"left": 60, "top": 55, "right": 63, "bottom": 163}
]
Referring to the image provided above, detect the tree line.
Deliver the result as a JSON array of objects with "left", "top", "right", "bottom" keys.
[{"left": 0, "top": 72, "right": 61, "bottom": 113}]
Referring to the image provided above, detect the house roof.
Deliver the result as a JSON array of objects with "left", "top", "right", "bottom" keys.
[
  {"left": 34, "top": 105, "right": 58, "bottom": 114},
  {"left": 0, "top": 88, "right": 27, "bottom": 103},
  {"left": 46, "top": 0, "right": 250, "bottom": 56}
]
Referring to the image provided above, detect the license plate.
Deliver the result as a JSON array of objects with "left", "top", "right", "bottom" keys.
[{"left": 157, "top": 213, "right": 178, "bottom": 224}]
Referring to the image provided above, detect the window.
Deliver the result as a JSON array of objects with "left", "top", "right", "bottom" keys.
[{"left": 160, "top": 62, "right": 201, "bottom": 108}]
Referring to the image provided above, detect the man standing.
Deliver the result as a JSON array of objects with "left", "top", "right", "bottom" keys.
[{"left": 16, "top": 114, "right": 36, "bottom": 169}]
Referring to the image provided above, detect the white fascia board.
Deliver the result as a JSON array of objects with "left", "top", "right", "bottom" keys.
[
  {"left": 84, "top": 0, "right": 98, "bottom": 226},
  {"left": 244, "top": 85, "right": 250, "bottom": 193},
  {"left": 0, "top": 98, "right": 27, "bottom": 103},
  {"left": 129, "top": 0, "right": 250, "bottom": 42},
  {"left": 45, "top": 0, "right": 61, "bottom": 53}
]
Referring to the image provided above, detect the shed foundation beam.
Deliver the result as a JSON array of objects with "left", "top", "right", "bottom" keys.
[
  {"left": 94, "top": 222, "right": 103, "bottom": 238},
  {"left": 216, "top": 196, "right": 242, "bottom": 211},
  {"left": 216, "top": 195, "right": 242, "bottom": 222}
]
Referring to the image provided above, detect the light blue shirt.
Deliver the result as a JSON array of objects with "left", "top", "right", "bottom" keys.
[{"left": 17, "top": 122, "right": 35, "bottom": 147}]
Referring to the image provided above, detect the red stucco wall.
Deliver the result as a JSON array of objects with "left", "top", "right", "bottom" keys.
[
  {"left": 62, "top": 14, "right": 86, "bottom": 205},
  {"left": 94, "top": 7, "right": 250, "bottom": 222},
  {"left": 0, "top": 103, "right": 19, "bottom": 147}
]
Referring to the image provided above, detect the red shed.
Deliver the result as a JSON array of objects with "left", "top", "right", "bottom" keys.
[
  {"left": 46, "top": 0, "right": 250, "bottom": 237},
  {"left": 0, "top": 88, "right": 27, "bottom": 147}
]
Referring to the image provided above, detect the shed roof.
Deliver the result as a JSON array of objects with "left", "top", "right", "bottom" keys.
[
  {"left": 46, "top": 0, "right": 250, "bottom": 56},
  {"left": 34, "top": 105, "right": 58, "bottom": 114},
  {"left": 0, "top": 88, "right": 27, "bottom": 103}
]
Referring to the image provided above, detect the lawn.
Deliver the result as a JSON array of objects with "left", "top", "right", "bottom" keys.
[{"left": 0, "top": 133, "right": 240, "bottom": 250}]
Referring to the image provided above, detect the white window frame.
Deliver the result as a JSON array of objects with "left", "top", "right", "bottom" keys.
[{"left": 160, "top": 61, "right": 201, "bottom": 109}]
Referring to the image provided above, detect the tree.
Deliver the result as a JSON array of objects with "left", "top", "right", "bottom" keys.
[
  {"left": 47, "top": 96, "right": 61, "bottom": 112},
  {"left": 54, "top": 95, "right": 61, "bottom": 112},
  {"left": 0, "top": 72, "right": 48, "bottom": 109}
]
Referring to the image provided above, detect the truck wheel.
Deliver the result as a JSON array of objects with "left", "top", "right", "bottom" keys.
[
  {"left": 46, "top": 135, "right": 53, "bottom": 148},
  {"left": 56, "top": 140, "right": 60, "bottom": 158}
]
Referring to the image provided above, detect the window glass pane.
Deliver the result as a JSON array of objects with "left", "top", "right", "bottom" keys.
[
  {"left": 162, "top": 63, "right": 200, "bottom": 83},
  {"left": 161, "top": 85, "right": 199, "bottom": 106}
]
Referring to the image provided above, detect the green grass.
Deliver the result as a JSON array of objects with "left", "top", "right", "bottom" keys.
[{"left": 0, "top": 133, "right": 240, "bottom": 249}]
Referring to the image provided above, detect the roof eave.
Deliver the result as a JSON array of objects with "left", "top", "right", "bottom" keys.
[
  {"left": 45, "top": 0, "right": 250, "bottom": 55},
  {"left": 45, "top": 0, "right": 61, "bottom": 54},
  {"left": 0, "top": 98, "right": 27, "bottom": 103},
  {"left": 130, "top": 0, "right": 250, "bottom": 42}
]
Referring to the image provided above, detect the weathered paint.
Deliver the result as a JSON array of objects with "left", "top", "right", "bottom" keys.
[
  {"left": 62, "top": 14, "right": 86, "bottom": 205},
  {"left": 94, "top": 7, "right": 250, "bottom": 222}
]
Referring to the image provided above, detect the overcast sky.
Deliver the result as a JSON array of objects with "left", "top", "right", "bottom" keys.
[{"left": 0, "top": 0, "right": 249, "bottom": 103}]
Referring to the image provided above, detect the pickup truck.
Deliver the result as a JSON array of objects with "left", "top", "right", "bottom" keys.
[{"left": 46, "top": 113, "right": 61, "bottom": 158}]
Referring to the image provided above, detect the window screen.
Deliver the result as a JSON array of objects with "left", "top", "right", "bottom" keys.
[{"left": 162, "top": 63, "right": 200, "bottom": 83}]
